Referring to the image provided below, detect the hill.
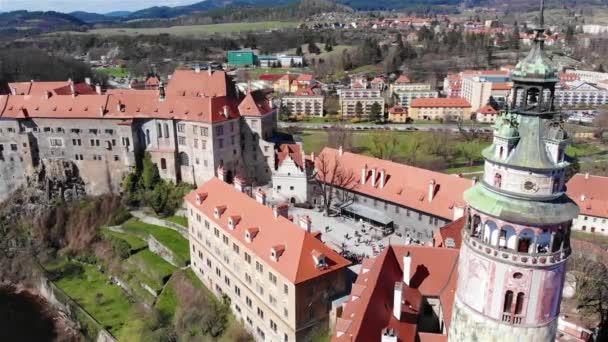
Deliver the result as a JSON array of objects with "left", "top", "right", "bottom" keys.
[
  {"left": 69, "top": 11, "right": 115, "bottom": 23},
  {"left": 0, "top": 10, "right": 87, "bottom": 37}
]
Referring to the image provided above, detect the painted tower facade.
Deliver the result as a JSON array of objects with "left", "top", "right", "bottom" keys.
[{"left": 448, "top": 2, "right": 580, "bottom": 341}]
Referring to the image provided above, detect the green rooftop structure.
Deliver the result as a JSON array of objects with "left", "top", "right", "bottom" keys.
[{"left": 227, "top": 50, "right": 257, "bottom": 66}]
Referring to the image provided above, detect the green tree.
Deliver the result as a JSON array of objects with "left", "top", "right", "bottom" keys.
[
  {"left": 355, "top": 101, "right": 364, "bottom": 118},
  {"left": 141, "top": 153, "right": 161, "bottom": 190},
  {"left": 458, "top": 141, "right": 484, "bottom": 166},
  {"left": 370, "top": 102, "right": 383, "bottom": 122},
  {"left": 146, "top": 182, "right": 169, "bottom": 214},
  {"left": 368, "top": 132, "right": 400, "bottom": 160},
  {"left": 295, "top": 46, "right": 303, "bottom": 56},
  {"left": 279, "top": 105, "right": 293, "bottom": 121}
]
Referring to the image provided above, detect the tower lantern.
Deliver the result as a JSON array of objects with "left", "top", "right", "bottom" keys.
[{"left": 448, "top": 0, "right": 579, "bottom": 340}]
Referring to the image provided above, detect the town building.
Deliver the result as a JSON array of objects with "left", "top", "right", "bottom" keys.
[
  {"left": 281, "top": 87, "right": 324, "bottom": 117},
  {"left": 461, "top": 75, "right": 512, "bottom": 111},
  {"left": 274, "top": 74, "right": 298, "bottom": 94},
  {"left": 388, "top": 106, "right": 407, "bottom": 123},
  {"left": 258, "top": 56, "right": 280, "bottom": 68},
  {"left": 370, "top": 77, "right": 386, "bottom": 91},
  {"left": 408, "top": 98, "right": 472, "bottom": 121},
  {"left": 389, "top": 75, "right": 432, "bottom": 94},
  {"left": 443, "top": 69, "right": 511, "bottom": 99},
  {"left": 227, "top": 50, "right": 258, "bottom": 66},
  {"left": 333, "top": 244, "right": 460, "bottom": 341},
  {"left": 277, "top": 55, "right": 304, "bottom": 68},
  {"left": 449, "top": 8, "right": 579, "bottom": 340},
  {"left": 0, "top": 69, "right": 278, "bottom": 201},
  {"left": 474, "top": 105, "right": 500, "bottom": 123},
  {"left": 393, "top": 88, "right": 438, "bottom": 107},
  {"left": 314, "top": 147, "right": 472, "bottom": 240},
  {"left": 272, "top": 143, "right": 309, "bottom": 204},
  {"left": 554, "top": 81, "right": 608, "bottom": 107},
  {"left": 566, "top": 173, "right": 608, "bottom": 236},
  {"left": 186, "top": 177, "right": 351, "bottom": 342},
  {"left": 564, "top": 69, "right": 608, "bottom": 83},
  {"left": 338, "top": 88, "right": 384, "bottom": 118}
]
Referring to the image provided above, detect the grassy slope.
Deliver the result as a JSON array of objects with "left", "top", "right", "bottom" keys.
[
  {"left": 82, "top": 21, "right": 299, "bottom": 36},
  {"left": 122, "top": 219, "right": 190, "bottom": 263},
  {"left": 95, "top": 67, "right": 129, "bottom": 78},
  {"left": 125, "top": 250, "right": 177, "bottom": 292},
  {"left": 101, "top": 228, "right": 148, "bottom": 250},
  {"left": 165, "top": 215, "right": 188, "bottom": 227}
]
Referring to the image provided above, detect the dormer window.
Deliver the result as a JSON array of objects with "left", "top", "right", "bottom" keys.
[
  {"left": 312, "top": 249, "right": 328, "bottom": 269},
  {"left": 195, "top": 192, "right": 207, "bottom": 205},
  {"left": 228, "top": 216, "right": 241, "bottom": 229},
  {"left": 271, "top": 245, "right": 285, "bottom": 261},
  {"left": 214, "top": 205, "right": 226, "bottom": 219},
  {"left": 245, "top": 227, "right": 259, "bottom": 243}
]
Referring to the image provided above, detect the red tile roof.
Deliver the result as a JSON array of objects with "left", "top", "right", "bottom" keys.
[
  {"left": 395, "top": 75, "right": 411, "bottom": 84},
  {"left": 294, "top": 86, "right": 318, "bottom": 96},
  {"left": 461, "top": 69, "right": 510, "bottom": 76},
  {"left": 317, "top": 148, "right": 471, "bottom": 220},
  {"left": 433, "top": 216, "right": 465, "bottom": 249},
  {"left": 334, "top": 245, "right": 459, "bottom": 342},
  {"left": 145, "top": 76, "right": 160, "bottom": 87},
  {"left": 371, "top": 77, "right": 385, "bottom": 84},
  {"left": 8, "top": 81, "right": 96, "bottom": 96},
  {"left": 477, "top": 105, "right": 498, "bottom": 114},
  {"left": 566, "top": 174, "right": 608, "bottom": 218},
  {"left": 185, "top": 178, "right": 351, "bottom": 284},
  {"left": 277, "top": 144, "right": 304, "bottom": 170},
  {"left": 259, "top": 74, "right": 284, "bottom": 81},
  {"left": 491, "top": 82, "right": 512, "bottom": 91},
  {"left": 410, "top": 97, "right": 471, "bottom": 108},
  {"left": 296, "top": 74, "right": 314, "bottom": 82},
  {"left": 560, "top": 73, "right": 580, "bottom": 82},
  {"left": 238, "top": 91, "right": 272, "bottom": 116},
  {"left": 166, "top": 69, "right": 229, "bottom": 97},
  {"left": 388, "top": 106, "right": 407, "bottom": 115}
]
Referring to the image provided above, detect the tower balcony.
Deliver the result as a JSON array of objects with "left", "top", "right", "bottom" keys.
[{"left": 463, "top": 231, "right": 569, "bottom": 267}]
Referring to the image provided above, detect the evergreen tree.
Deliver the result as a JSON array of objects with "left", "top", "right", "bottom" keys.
[
  {"left": 355, "top": 101, "right": 364, "bottom": 118},
  {"left": 295, "top": 46, "right": 303, "bottom": 56},
  {"left": 141, "top": 153, "right": 160, "bottom": 190},
  {"left": 370, "top": 102, "right": 383, "bottom": 122}
]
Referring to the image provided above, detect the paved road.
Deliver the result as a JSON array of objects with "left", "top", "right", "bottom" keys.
[{"left": 278, "top": 121, "right": 493, "bottom": 133}]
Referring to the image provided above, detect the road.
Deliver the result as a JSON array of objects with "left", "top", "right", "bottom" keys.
[{"left": 278, "top": 121, "right": 494, "bottom": 133}]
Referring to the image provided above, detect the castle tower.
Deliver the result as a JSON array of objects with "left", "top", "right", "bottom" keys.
[{"left": 448, "top": 1, "right": 580, "bottom": 341}]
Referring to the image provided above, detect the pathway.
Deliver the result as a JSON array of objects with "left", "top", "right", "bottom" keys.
[{"left": 130, "top": 210, "right": 189, "bottom": 239}]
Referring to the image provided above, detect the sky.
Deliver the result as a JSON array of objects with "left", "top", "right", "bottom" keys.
[{"left": 0, "top": 0, "right": 200, "bottom": 13}]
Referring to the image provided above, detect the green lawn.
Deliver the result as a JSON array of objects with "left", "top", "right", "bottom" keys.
[
  {"left": 572, "top": 230, "right": 608, "bottom": 247},
  {"left": 444, "top": 165, "right": 484, "bottom": 174},
  {"left": 81, "top": 21, "right": 299, "bottom": 36},
  {"left": 51, "top": 262, "right": 133, "bottom": 335},
  {"left": 95, "top": 67, "right": 129, "bottom": 78},
  {"left": 125, "top": 250, "right": 177, "bottom": 291},
  {"left": 154, "top": 275, "right": 179, "bottom": 321},
  {"left": 165, "top": 215, "right": 188, "bottom": 227},
  {"left": 122, "top": 219, "right": 190, "bottom": 265},
  {"left": 101, "top": 228, "right": 147, "bottom": 251},
  {"left": 567, "top": 143, "right": 604, "bottom": 158}
]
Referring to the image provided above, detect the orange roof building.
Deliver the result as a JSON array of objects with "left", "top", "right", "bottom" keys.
[
  {"left": 388, "top": 105, "right": 408, "bottom": 123},
  {"left": 566, "top": 173, "right": 608, "bottom": 236},
  {"left": 186, "top": 177, "right": 351, "bottom": 341},
  {"left": 409, "top": 98, "right": 472, "bottom": 121}
]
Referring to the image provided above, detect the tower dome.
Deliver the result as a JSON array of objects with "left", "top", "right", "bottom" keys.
[{"left": 511, "top": 42, "right": 559, "bottom": 82}]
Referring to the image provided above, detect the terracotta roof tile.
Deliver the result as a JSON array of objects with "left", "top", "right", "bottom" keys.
[
  {"left": 433, "top": 216, "right": 466, "bottom": 249},
  {"left": 491, "top": 82, "right": 512, "bottom": 91},
  {"left": 477, "top": 105, "right": 498, "bottom": 114},
  {"left": 166, "top": 69, "right": 229, "bottom": 97},
  {"left": 395, "top": 75, "right": 411, "bottom": 83},
  {"left": 185, "top": 178, "right": 350, "bottom": 284},
  {"left": 410, "top": 98, "right": 471, "bottom": 108},
  {"left": 238, "top": 91, "right": 272, "bottom": 116},
  {"left": 277, "top": 144, "right": 304, "bottom": 170},
  {"left": 566, "top": 174, "right": 608, "bottom": 218}
]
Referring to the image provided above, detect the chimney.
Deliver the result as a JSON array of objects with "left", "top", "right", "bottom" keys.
[
  {"left": 44, "top": 91, "right": 51, "bottom": 99},
  {"left": 255, "top": 188, "right": 267, "bottom": 205},
  {"left": 85, "top": 77, "right": 92, "bottom": 85},
  {"left": 338, "top": 145, "right": 343, "bottom": 156},
  {"left": 428, "top": 179, "right": 436, "bottom": 202},
  {"left": 195, "top": 65, "right": 201, "bottom": 73},
  {"left": 371, "top": 168, "right": 377, "bottom": 187},
  {"left": 159, "top": 81, "right": 166, "bottom": 102},
  {"left": 234, "top": 175, "right": 245, "bottom": 192},
  {"left": 273, "top": 203, "right": 289, "bottom": 219},
  {"left": 223, "top": 106, "right": 230, "bottom": 118},
  {"left": 380, "top": 169, "right": 386, "bottom": 188},
  {"left": 217, "top": 165, "right": 226, "bottom": 182},
  {"left": 581, "top": 194, "right": 586, "bottom": 201},
  {"left": 69, "top": 79, "right": 75, "bottom": 95},
  {"left": 10, "top": 87, "right": 17, "bottom": 95},
  {"left": 116, "top": 102, "right": 122, "bottom": 112},
  {"left": 381, "top": 328, "right": 398, "bottom": 342},
  {"left": 208, "top": 67, "right": 212, "bottom": 76},
  {"left": 99, "top": 106, "right": 105, "bottom": 117},
  {"left": 361, "top": 164, "right": 367, "bottom": 185},
  {"left": 95, "top": 83, "right": 102, "bottom": 95},
  {"left": 403, "top": 252, "right": 412, "bottom": 286},
  {"left": 299, "top": 215, "right": 312, "bottom": 232},
  {"left": 393, "top": 282, "right": 403, "bottom": 320},
  {"left": 585, "top": 172, "right": 590, "bottom": 180},
  {"left": 311, "top": 152, "right": 315, "bottom": 163}
]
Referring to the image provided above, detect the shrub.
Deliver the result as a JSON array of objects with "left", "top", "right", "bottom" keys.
[
  {"left": 110, "top": 237, "right": 131, "bottom": 259},
  {"left": 108, "top": 207, "right": 132, "bottom": 226}
]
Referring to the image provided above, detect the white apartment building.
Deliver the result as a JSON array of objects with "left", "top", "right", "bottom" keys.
[
  {"left": 281, "top": 88, "right": 324, "bottom": 117},
  {"left": 338, "top": 88, "right": 385, "bottom": 117},
  {"left": 186, "top": 178, "right": 351, "bottom": 341},
  {"left": 393, "top": 89, "right": 438, "bottom": 107},
  {"left": 555, "top": 81, "right": 608, "bottom": 107},
  {"left": 564, "top": 69, "right": 608, "bottom": 83}
]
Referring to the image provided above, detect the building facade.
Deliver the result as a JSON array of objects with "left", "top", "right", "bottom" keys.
[
  {"left": 554, "top": 81, "right": 608, "bottom": 107},
  {"left": 338, "top": 89, "right": 384, "bottom": 118},
  {"left": 449, "top": 13, "right": 579, "bottom": 340},
  {"left": 393, "top": 89, "right": 438, "bottom": 107},
  {"left": 408, "top": 98, "right": 472, "bottom": 121},
  {"left": 272, "top": 144, "right": 309, "bottom": 204},
  {"left": 281, "top": 88, "right": 324, "bottom": 117},
  {"left": 186, "top": 178, "right": 351, "bottom": 342},
  {"left": 566, "top": 173, "right": 608, "bottom": 236}
]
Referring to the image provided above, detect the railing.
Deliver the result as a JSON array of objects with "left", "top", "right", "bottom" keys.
[
  {"left": 502, "top": 313, "right": 524, "bottom": 325},
  {"left": 464, "top": 233, "right": 569, "bottom": 267}
]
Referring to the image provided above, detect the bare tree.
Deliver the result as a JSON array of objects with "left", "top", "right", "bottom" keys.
[
  {"left": 313, "top": 151, "right": 358, "bottom": 215},
  {"left": 368, "top": 132, "right": 400, "bottom": 160},
  {"left": 327, "top": 122, "right": 353, "bottom": 151},
  {"left": 594, "top": 109, "right": 608, "bottom": 142}
]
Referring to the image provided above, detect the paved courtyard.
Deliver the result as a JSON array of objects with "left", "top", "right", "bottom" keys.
[{"left": 289, "top": 206, "right": 427, "bottom": 261}]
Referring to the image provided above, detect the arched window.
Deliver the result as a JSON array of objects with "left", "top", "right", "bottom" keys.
[
  {"left": 145, "top": 129, "right": 150, "bottom": 145},
  {"left": 551, "top": 231, "right": 563, "bottom": 253},
  {"left": 514, "top": 293, "right": 525, "bottom": 315},
  {"left": 518, "top": 229, "right": 535, "bottom": 253},
  {"left": 494, "top": 173, "right": 502, "bottom": 188},
  {"left": 552, "top": 177, "right": 561, "bottom": 193},
  {"left": 503, "top": 290, "right": 514, "bottom": 313},
  {"left": 160, "top": 158, "right": 167, "bottom": 170},
  {"left": 179, "top": 152, "right": 189, "bottom": 166},
  {"left": 499, "top": 146, "right": 504, "bottom": 159},
  {"left": 526, "top": 88, "right": 539, "bottom": 109},
  {"left": 157, "top": 123, "right": 162, "bottom": 137},
  {"left": 164, "top": 123, "right": 169, "bottom": 138}
]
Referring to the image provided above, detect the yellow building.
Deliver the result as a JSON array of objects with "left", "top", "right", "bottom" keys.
[
  {"left": 388, "top": 106, "right": 408, "bottom": 123},
  {"left": 409, "top": 98, "right": 472, "bottom": 121}
]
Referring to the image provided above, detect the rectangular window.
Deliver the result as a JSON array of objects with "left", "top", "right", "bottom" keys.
[
  {"left": 284, "top": 284, "right": 288, "bottom": 295},
  {"left": 245, "top": 273, "right": 252, "bottom": 284},
  {"left": 202, "top": 127, "right": 209, "bottom": 137},
  {"left": 270, "top": 319, "right": 277, "bottom": 332},
  {"left": 214, "top": 228, "right": 220, "bottom": 237},
  {"left": 178, "top": 136, "right": 186, "bottom": 145},
  {"left": 218, "top": 138, "right": 224, "bottom": 149},
  {"left": 49, "top": 138, "right": 63, "bottom": 147},
  {"left": 216, "top": 126, "right": 224, "bottom": 136},
  {"left": 257, "top": 307, "right": 264, "bottom": 319},
  {"left": 233, "top": 243, "right": 240, "bottom": 254},
  {"left": 89, "top": 129, "right": 98, "bottom": 134},
  {"left": 177, "top": 123, "right": 185, "bottom": 133},
  {"left": 246, "top": 296, "right": 252, "bottom": 308},
  {"left": 104, "top": 129, "right": 113, "bottom": 135},
  {"left": 255, "top": 261, "right": 263, "bottom": 273},
  {"left": 194, "top": 139, "right": 198, "bottom": 148},
  {"left": 222, "top": 235, "right": 229, "bottom": 245},
  {"left": 193, "top": 126, "right": 198, "bottom": 135},
  {"left": 269, "top": 272, "right": 277, "bottom": 285},
  {"left": 244, "top": 252, "right": 251, "bottom": 264}
]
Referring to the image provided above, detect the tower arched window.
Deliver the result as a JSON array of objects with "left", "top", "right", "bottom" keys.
[
  {"left": 157, "top": 123, "right": 162, "bottom": 137},
  {"left": 552, "top": 177, "right": 561, "bottom": 193},
  {"left": 494, "top": 173, "right": 502, "bottom": 188},
  {"left": 164, "top": 123, "right": 169, "bottom": 138},
  {"left": 503, "top": 290, "right": 514, "bottom": 313},
  {"left": 526, "top": 88, "right": 539, "bottom": 109},
  {"left": 145, "top": 129, "right": 150, "bottom": 145},
  {"left": 514, "top": 292, "right": 525, "bottom": 315},
  {"left": 179, "top": 152, "right": 189, "bottom": 167}
]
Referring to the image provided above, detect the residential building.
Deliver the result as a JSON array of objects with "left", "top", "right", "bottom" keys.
[
  {"left": 273, "top": 74, "right": 298, "bottom": 94},
  {"left": 388, "top": 106, "right": 407, "bottom": 123},
  {"left": 338, "top": 88, "right": 384, "bottom": 118},
  {"left": 370, "top": 77, "right": 386, "bottom": 91},
  {"left": 272, "top": 143, "right": 309, "bottom": 204},
  {"left": 389, "top": 75, "right": 432, "bottom": 94},
  {"left": 443, "top": 69, "right": 510, "bottom": 99},
  {"left": 277, "top": 55, "right": 304, "bottom": 67},
  {"left": 408, "top": 98, "right": 472, "bottom": 121},
  {"left": 227, "top": 50, "right": 257, "bottom": 66},
  {"left": 449, "top": 10, "right": 578, "bottom": 340},
  {"left": 566, "top": 173, "right": 608, "bottom": 236},
  {"left": 186, "top": 177, "right": 351, "bottom": 342},
  {"left": 475, "top": 105, "right": 499, "bottom": 123},
  {"left": 281, "top": 87, "right": 324, "bottom": 117},
  {"left": 314, "top": 147, "right": 472, "bottom": 240},
  {"left": 564, "top": 69, "right": 608, "bottom": 83},
  {"left": 0, "top": 69, "right": 277, "bottom": 202},
  {"left": 333, "top": 244, "right": 460, "bottom": 342},
  {"left": 554, "top": 81, "right": 608, "bottom": 107},
  {"left": 461, "top": 76, "right": 512, "bottom": 112},
  {"left": 393, "top": 88, "right": 438, "bottom": 107},
  {"left": 258, "top": 56, "right": 279, "bottom": 68}
]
